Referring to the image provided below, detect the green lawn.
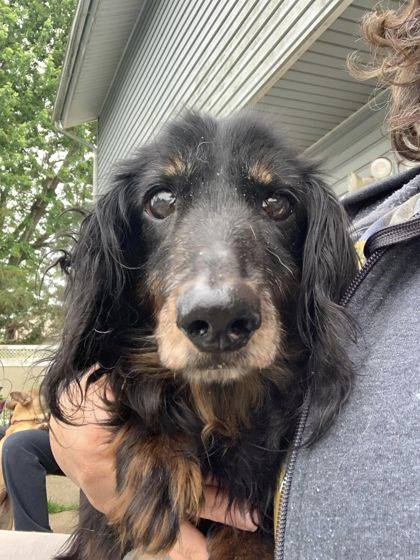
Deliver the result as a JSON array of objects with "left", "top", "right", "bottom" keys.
[{"left": 47, "top": 500, "right": 78, "bottom": 514}]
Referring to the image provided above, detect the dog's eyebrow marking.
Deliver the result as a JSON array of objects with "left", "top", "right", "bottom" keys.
[
  {"left": 248, "top": 163, "right": 273, "bottom": 184},
  {"left": 164, "top": 155, "right": 188, "bottom": 176}
]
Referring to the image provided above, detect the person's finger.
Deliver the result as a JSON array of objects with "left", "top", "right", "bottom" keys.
[
  {"left": 168, "top": 521, "right": 209, "bottom": 560},
  {"left": 200, "top": 485, "right": 259, "bottom": 531}
]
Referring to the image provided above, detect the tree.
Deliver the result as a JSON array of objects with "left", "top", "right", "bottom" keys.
[{"left": 0, "top": 0, "right": 95, "bottom": 342}]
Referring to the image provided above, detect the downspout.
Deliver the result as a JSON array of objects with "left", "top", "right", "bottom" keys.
[{"left": 55, "top": 120, "right": 98, "bottom": 194}]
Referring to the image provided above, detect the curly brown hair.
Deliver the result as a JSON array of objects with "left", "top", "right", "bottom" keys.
[{"left": 349, "top": 0, "right": 420, "bottom": 161}]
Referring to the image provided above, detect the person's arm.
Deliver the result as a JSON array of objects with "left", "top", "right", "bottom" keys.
[
  {"left": 49, "top": 374, "right": 257, "bottom": 560},
  {"left": 49, "top": 375, "right": 117, "bottom": 514}
]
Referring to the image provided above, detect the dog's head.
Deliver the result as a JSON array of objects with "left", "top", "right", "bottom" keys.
[
  {"left": 47, "top": 113, "right": 357, "bottom": 439},
  {"left": 6, "top": 389, "right": 46, "bottom": 423}
]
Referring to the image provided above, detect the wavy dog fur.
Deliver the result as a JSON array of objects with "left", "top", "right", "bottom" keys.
[{"left": 43, "top": 112, "right": 357, "bottom": 560}]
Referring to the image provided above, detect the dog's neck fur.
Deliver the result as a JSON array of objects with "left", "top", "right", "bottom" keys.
[
  {"left": 113, "top": 334, "right": 302, "bottom": 444},
  {"left": 187, "top": 358, "right": 298, "bottom": 445},
  {"left": 189, "top": 376, "right": 265, "bottom": 442}
]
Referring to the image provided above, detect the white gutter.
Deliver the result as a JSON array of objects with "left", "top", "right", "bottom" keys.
[
  {"left": 53, "top": 0, "right": 99, "bottom": 192},
  {"left": 53, "top": 0, "right": 100, "bottom": 128}
]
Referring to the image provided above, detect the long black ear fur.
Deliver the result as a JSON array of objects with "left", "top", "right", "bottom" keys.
[
  {"left": 298, "top": 171, "right": 358, "bottom": 443},
  {"left": 42, "top": 169, "right": 142, "bottom": 422}
]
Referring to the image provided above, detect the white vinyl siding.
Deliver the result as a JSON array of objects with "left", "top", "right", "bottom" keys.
[
  {"left": 97, "top": 0, "right": 353, "bottom": 186},
  {"left": 93, "top": 0, "right": 401, "bottom": 194}
]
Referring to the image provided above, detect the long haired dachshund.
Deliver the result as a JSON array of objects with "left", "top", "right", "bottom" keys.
[{"left": 43, "top": 112, "right": 357, "bottom": 559}]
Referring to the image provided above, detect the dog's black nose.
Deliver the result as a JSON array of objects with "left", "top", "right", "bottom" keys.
[{"left": 177, "top": 282, "right": 261, "bottom": 352}]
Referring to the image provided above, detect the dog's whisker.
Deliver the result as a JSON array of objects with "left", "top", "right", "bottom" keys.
[
  {"left": 266, "top": 248, "right": 295, "bottom": 277},
  {"left": 249, "top": 224, "right": 257, "bottom": 242}
]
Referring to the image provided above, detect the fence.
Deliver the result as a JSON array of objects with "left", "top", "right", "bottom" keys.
[{"left": 0, "top": 345, "right": 53, "bottom": 395}]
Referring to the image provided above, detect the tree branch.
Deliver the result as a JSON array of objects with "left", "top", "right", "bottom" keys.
[
  {"left": 8, "top": 147, "right": 77, "bottom": 265},
  {"left": 30, "top": 231, "right": 53, "bottom": 250},
  {"left": 0, "top": 189, "right": 7, "bottom": 232}
]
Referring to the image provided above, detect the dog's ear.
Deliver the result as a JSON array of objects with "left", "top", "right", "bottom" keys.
[
  {"left": 5, "top": 398, "right": 17, "bottom": 410},
  {"left": 43, "top": 167, "right": 143, "bottom": 420},
  {"left": 9, "top": 391, "right": 32, "bottom": 407},
  {"left": 297, "top": 172, "right": 358, "bottom": 443}
]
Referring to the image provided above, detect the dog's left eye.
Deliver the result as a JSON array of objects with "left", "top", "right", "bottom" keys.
[
  {"left": 262, "top": 194, "right": 293, "bottom": 221},
  {"left": 145, "top": 189, "right": 176, "bottom": 219}
]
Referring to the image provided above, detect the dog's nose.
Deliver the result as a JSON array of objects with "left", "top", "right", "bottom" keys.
[{"left": 177, "top": 282, "right": 261, "bottom": 352}]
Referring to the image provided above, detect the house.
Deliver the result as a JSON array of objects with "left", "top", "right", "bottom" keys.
[{"left": 54, "top": 0, "right": 407, "bottom": 195}]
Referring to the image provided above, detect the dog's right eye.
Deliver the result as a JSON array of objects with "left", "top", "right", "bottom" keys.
[
  {"left": 262, "top": 193, "right": 293, "bottom": 221},
  {"left": 145, "top": 189, "right": 176, "bottom": 219}
]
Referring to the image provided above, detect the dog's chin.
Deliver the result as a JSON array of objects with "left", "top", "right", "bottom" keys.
[
  {"left": 180, "top": 366, "right": 252, "bottom": 385},
  {"left": 157, "top": 344, "right": 276, "bottom": 384},
  {"left": 157, "top": 342, "right": 279, "bottom": 384}
]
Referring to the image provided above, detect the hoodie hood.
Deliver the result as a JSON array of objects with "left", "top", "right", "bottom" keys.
[{"left": 342, "top": 166, "right": 420, "bottom": 263}]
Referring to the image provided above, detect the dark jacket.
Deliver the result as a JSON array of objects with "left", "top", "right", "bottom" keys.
[{"left": 275, "top": 167, "right": 420, "bottom": 560}]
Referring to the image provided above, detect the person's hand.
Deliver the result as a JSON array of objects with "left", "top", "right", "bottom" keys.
[{"left": 49, "top": 373, "right": 258, "bottom": 560}]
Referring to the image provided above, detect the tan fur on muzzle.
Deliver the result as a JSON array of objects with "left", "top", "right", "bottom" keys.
[{"left": 155, "top": 287, "right": 282, "bottom": 380}]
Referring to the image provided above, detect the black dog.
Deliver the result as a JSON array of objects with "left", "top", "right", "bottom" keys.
[{"left": 44, "top": 112, "right": 357, "bottom": 559}]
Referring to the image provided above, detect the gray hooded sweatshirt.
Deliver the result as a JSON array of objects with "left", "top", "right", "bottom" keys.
[{"left": 277, "top": 167, "right": 420, "bottom": 560}]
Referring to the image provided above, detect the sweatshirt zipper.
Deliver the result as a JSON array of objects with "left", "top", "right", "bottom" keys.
[
  {"left": 274, "top": 393, "right": 310, "bottom": 559},
  {"left": 364, "top": 215, "right": 420, "bottom": 256},
  {"left": 273, "top": 247, "right": 387, "bottom": 560}
]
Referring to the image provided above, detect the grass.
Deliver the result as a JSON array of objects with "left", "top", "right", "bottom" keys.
[{"left": 47, "top": 500, "right": 78, "bottom": 514}]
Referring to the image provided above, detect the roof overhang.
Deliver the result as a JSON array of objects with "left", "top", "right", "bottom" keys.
[
  {"left": 251, "top": 1, "right": 400, "bottom": 152},
  {"left": 53, "top": 0, "right": 145, "bottom": 128}
]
